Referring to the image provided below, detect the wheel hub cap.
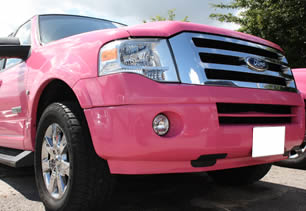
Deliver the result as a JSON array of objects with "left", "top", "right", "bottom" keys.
[{"left": 41, "top": 123, "right": 70, "bottom": 199}]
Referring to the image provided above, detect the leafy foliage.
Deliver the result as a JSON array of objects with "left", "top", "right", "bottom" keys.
[
  {"left": 144, "top": 9, "right": 189, "bottom": 23},
  {"left": 210, "top": 0, "right": 306, "bottom": 67}
]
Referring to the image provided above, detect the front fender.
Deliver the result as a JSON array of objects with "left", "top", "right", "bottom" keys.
[{"left": 24, "top": 53, "right": 94, "bottom": 150}]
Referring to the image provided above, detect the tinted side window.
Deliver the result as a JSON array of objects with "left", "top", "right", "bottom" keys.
[{"left": 4, "top": 21, "right": 31, "bottom": 69}]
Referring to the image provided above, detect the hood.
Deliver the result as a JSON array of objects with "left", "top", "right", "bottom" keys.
[{"left": 123, "top": 21, "right": 283, "bottom": 52}]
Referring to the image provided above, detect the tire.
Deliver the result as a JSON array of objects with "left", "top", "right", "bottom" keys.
[
  {"left": 275, "top": 117, "right": 306, "bottom": 169},
  {"left": 275, "top": 151, "right": 306, "bottom": 169},
  {"left": 34, "top": 102, "right": 113, "bottom": 211},
  {"left": 208, "top": 164, "right": 272, "bottom": 186}
]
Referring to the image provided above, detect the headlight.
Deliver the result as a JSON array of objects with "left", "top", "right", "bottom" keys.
[{"left": 99, "top": 39, "right": 179, "bottom": 82}]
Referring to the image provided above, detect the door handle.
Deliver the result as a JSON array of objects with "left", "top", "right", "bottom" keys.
[{"left": 0, "top": 80, "right": 2, "bottom": 87}]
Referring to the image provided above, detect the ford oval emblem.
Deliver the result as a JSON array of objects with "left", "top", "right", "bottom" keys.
[{"left": 245, "top": 57, "right": 268, "bottom": 72}]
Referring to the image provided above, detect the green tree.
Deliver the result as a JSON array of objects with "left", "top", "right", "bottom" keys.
[
  {"left": 210, "top": 0, "right": 306, "bottom": 67},
  {"left": 144, "top": 9, "right": 189, "bottom": 23}
]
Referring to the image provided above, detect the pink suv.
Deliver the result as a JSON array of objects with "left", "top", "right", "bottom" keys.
[{"left": 0, "top": 14, "right": 304, "bottom": 211}]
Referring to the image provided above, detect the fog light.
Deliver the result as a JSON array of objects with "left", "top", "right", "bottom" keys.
[{"left": 153, "top": 114, "right": 169, "bottom": 136}]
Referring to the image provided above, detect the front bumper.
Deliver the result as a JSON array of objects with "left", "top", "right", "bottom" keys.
[{"left": 79, "top": 74, "right": 305, "bottom": 174}]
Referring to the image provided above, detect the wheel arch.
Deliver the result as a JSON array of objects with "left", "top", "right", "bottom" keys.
[{"left": 28, "top": 79, "right": 92, "bottom": 150}]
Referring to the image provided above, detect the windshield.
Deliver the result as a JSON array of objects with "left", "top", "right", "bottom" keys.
[{"left": 39, "top": 15, "right": 125, "bottom": 44}]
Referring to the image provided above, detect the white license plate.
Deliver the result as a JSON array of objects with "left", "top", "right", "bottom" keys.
[{"left": 252, "top": 126, "right": 285, "bottom": 158}]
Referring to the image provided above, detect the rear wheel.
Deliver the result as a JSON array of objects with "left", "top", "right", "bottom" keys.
[
  {"left": 208, "top": 164, "right": 272, "bottom": 185},
  {"left": 34, "top": 102, "right": 113, "bottom": 211}
]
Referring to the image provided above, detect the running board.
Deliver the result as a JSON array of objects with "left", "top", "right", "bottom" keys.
[{"left": 0, "top": 150, "right": 33, "bottom": 168}]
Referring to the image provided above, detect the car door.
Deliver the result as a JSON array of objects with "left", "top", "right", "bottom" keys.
[{"left": 0, "top": 21, "right": 31, "bottom": 149}]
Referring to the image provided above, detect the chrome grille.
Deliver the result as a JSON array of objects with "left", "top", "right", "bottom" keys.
[{"left": 169, "top": 32, "right": 296, "bottom": 92}]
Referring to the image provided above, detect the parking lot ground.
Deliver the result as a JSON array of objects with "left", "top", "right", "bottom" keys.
[{"left": 0, "top": 165, "right": 305, "bottom": 211}]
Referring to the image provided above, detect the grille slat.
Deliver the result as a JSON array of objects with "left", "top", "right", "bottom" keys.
[
  {"left": 218, "top": 113, "right": 295, "bottom": 117},
  {"left": 205, "top": 69, "right": 287, "bottom": 86},
  {"left": 197, "top": 47, "right": 286, "bottom": 66},
  {"left": 193, "top": 37, "right": 280, "bottom": 60},
  {"left": 200, "top": 53, "right": 243, "bottom": 66},
  {"left": 219, "top": 117, "right": 291, "bottom": 125},
  {"left": 203, "top": 63, "right": 293, "bottom": 79},
  {"left": 200, "top": 53, "right": 285, "bottom": 73},
  {"left": 217, "top": 103, "right": 292, "bottom": 114}
]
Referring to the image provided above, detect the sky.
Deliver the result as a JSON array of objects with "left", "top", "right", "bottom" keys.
[{"left": 0, "top": 0, "right": 239, "bottom": 36}]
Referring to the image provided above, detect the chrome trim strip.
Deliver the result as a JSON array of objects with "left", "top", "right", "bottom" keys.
[
  {"left": 202, "top": 63, "right": 293, "bottom": 79},
  {"left": 204, "top": 80, "right": 296, "bottom": 91},
  {"left": 196, "top": 48, "right": 287, "bottom": 66},
  {"left": 169, "top": 34, "right": 207, "bottom": 85}
]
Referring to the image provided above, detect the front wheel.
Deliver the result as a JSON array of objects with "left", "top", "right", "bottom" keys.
[
  {"left": 34, "top": 102, "right": 113, "bottom": 211},
  {"left": 208, "top": 164, "right": 272, "bottom": 185}
]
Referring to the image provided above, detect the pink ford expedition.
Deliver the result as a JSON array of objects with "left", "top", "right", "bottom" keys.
[{"left": 0, "top": 14, "right": 304, "bottom": 211}]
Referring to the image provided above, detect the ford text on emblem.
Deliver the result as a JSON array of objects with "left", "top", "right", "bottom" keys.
[{"left": 245, "top": 57, "right": 268, "bottom": 72}]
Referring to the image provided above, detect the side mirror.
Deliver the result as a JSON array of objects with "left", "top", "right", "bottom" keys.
[{"left": 0, "top": 37, "right": 30, "bottom": 60}]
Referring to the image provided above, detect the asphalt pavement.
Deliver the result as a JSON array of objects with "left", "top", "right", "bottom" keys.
[{"left": 0, "top": 165, "right": 305, "bottom": 211}]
